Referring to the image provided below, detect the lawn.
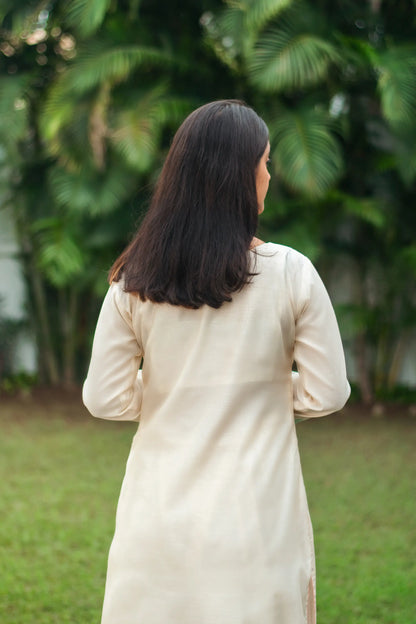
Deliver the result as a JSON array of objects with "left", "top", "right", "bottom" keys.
[{"left": 0, "top": 393, "right": 415, "bottom": 624}]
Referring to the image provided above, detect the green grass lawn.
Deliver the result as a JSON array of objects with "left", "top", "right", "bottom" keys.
[{"left": 0, "top": 395, "right": 415, "bottom": 624}]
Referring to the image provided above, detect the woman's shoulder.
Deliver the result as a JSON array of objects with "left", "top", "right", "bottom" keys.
[
  {"left": 107, "top": 278, "right": 141, "bottom": 315},
  {"left": 254, "top": 242, "right": 311, "bottom": 267}
]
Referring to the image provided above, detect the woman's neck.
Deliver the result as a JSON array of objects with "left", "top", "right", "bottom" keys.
[{"left": 250, "top": 237, "right": 265, "bottom": 249}]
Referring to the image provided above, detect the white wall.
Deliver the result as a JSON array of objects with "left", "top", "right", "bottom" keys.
[{"left": 0, "top": 206, "right": 37, "bottom": 373}]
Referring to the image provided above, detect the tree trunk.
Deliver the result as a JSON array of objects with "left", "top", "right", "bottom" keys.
[
  {"left": 30, "top": 266, "right": 60, "bottom": 385},
  {"left": 60, "top": 287, "right": 78, "bottom": 389},
  {"left": 387, "top": 332, "right": 409, "bottom": 390},
  {"left": 352, "top": 262, "right": 374, "bottom": 404},
  {"left": 355, "top": 331, "right": 374, "bottom": 404},
  {"left": 374, "top": 330, "right": 388, "bottom": 394}
]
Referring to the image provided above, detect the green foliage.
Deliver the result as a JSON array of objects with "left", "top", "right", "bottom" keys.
[
  {"left": 0, "top": 0, "right": 415, "bottom": 397},
  {"left": 376, "top": 46, "right": 416, "bottom": 128},
  {"left": 249, "top": 30, "right": 340, "bottom": 92},
  {"left": 226, "top": 0, "right": 416, "bottom": 399},
  {"left": 248, "top": 1, "right": 341, "bottom": 94},
  {"left": 209, "top": 0, "right": 294, "bottom": 67},
  {"left": 394, "top": 127, "right": 416, "bottom": 186},
  {"left": 0, "top": 0, "right": 46, "bottom": 35},
  {"left": 31, "top": 217, "right": 85, "bottom": 287},
  {"left": 0, "top": 76, "right": 29, "bottom": 159},
  {"left": 329, "top": 191, "right": 386, "bottom": 229},
  {"left": 109, "top": 87, "right": 191, "bottom": 172},
  {"left": 0, "top": 371, "right": 37, "bottom": 395},
  {"left": 204, "top": 0, "right": 345, "bottom": 197},
  {"left": 239, "top": 0, "right": 294, "bottom": 32},
  {"left": 0, "top": 0, "right": 233, "bottom": 386},
  {"left": 63, "top": 0, "right": 112, "bottom": 38},
  {"left": 269, "top": 105, "right": 344, "bottom": 197},
  {"left": 375, "top": 384, "right": 416, "bottom": 404},
  {"left": 48, "top": 164, "right": 137, "bottom": 215},
  {"left": 54, "top": 44, "right": 174, "bottom": 94}
]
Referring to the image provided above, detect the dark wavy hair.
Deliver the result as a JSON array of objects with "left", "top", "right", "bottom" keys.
[{"left": 109, "top": 99, "right": 269, "bottom": 308}]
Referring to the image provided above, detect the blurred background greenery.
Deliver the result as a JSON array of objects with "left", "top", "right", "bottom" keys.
[{"left": 0, "top": 0, "right": 415, "bottom": 402}]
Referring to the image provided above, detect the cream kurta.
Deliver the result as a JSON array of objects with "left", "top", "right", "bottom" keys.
[{"left": 83, "top": 243, "right": 350, "bottom": 624}]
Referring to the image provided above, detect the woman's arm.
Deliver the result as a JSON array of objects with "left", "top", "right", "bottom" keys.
[
  {"left": 83, "top": 283, "right": 143, "bottom": 421},
  {"left": 292, "top": 256, "right": 350, "bottom": 419}
]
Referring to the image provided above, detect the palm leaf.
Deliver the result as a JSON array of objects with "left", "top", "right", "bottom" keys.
[
  {"left": 110, "top": 87, "right": 191, "bottom": 172},
  {"left": 40, "top": 42, "right": 175, "bottom": 154},
  {"left": 40, "top": 98, "right": 93, "bottom": 164},
  {"left": 329, "top": 191, "right": 386, "bottom": 228},
  {"left": 43, "top": 42, "right": 173, "bottom": 104},
  {"left": 249, "top": 28, "right": 341, "bottom": 92},
  {"left": 63, "top": 0, "right": 112, "bottom": 38},
  {"left": 376, "top": 46, "right": 416, "bottom": 128},
  {"left": 333, "top": 35, "right": 377, "bottom": 75},
  {"left": 206, "top": 0, "right": 294, "bottom": 70},
  {"left": 202, "top": 6, "right": 249, "bottom": 71},
  {"left": 31, "top": 217, "right": 85, "bottom": 287},
  {"left": 243, "top": 0, "right": 295, "bottom": 31},
  {"left": 269, "top": 105, "right": 344, "bottom": 197},
  {"left": 393, "top": 127, "right": 416, "bottom": 186},
  {"left": 48, "top": 163, "right": 136, "bottom": 217},
  {"left": 65, "top": 43, "right": 173, "bottom": 93}
]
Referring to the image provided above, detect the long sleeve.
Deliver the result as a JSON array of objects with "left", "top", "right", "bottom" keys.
[
  {"left": 291, "top": 256, "right": 350, "bottom": 419},
  {"left": 82, "top": 282, "right": 143, "bottom": 421}
]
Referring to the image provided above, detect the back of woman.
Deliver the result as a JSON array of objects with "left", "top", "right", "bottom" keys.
[{"left": 83, "top": 100, "right": 350, "bottom": 624}]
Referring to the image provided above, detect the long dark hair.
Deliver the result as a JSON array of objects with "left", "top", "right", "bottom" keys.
[{"left": 109, "top": 99, "right": 269, "bottom": 308}]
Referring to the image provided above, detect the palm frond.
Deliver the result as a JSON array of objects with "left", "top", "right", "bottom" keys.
[
  {"left": 31, "top": 217, "right": 85, "bottom": 287},
  {"left": 40, "top": 42, "right": 174, "bottom": 151},
  {"left": 269, "top": 106, "right": 344, "bottom": 197},
  {"left": 110, "top": 87, "right": 191, "bottom": 172},
  {"left": 393, "top": 127, "right": 416, "bottom": 186},
  {"left": 44, "top": 42, "right": 173, "bottom": 102},
  {"left": 63, "top": 0, "right": 111, "bottom": 38},
  {"left": 331, "top": 191, "right": 386, "bottom": 228},
  {"left": 249, "top": 28, "right": 341, "bottom": 92},
  {"left": 40, "top": 99, "right": 93, "bottom": 165},
  {"left": 333, "top": 35, "right": 377, "bottom": 76},
  {"left": 202, "top": 6, "right": 249, "bottom": 71},
  {"left": 110, "top": 113, "right": 159, "bottom": 173},
  {"left": 243, "top": 0, "right": 294, "bottom": 31},
  {"left": 48, "top": 163, "right": 136, "bottom": 217},
  {"left": 376, "top": 46, "right": 416, "bottom": 128},
  {"left": 205, "top": 0, "right": 294, "bottom": 70},
  {"left": 41, "top": 80, "right": 188, "bottom": 174},
  {"left": 70, "top": 43, "right": 174, "bottom": 92}
]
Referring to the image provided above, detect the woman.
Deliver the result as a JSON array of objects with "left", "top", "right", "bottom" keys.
[{"left": 83, "top": 100, "right": 350, "bottom": 624}]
